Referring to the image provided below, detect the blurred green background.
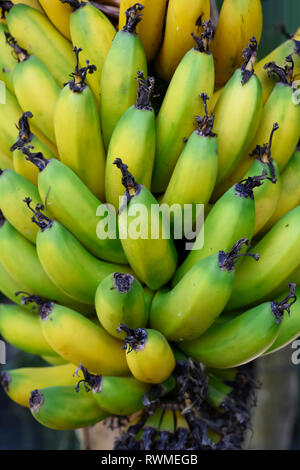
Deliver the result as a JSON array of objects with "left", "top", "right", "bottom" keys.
[{"left": 0, "top": 0, "right": 300, "bottom": 450}]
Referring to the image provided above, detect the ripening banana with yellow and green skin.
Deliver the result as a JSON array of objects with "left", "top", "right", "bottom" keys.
[
  {"left": 150, "top": 239, "right": 259, "bottom": 342},
  {"left": 115, "top": 159, "right": 178, "bottom": 290},
  {"left": 0, "top": 168, "right": 45, "bottom": 243},
  {"left": 155, "top": 0, "right": 210, "bottom": 81},
  {"left": 0, "top": 260, "right": 32, "bottom": 309},
  {"left": 119, "top": 0, "right": 167, "bottom": 63},
  {"left": 152, "top": 24, "right": 215, "bottom": 193},
  {"left": 62, "top": 0, "right": 116, "bottom": 100},
  {"left": 213, "top": 39, "right": 263, "bottom": 185},
  {"left": 263, "top": 143, "right": 300, "bottom": 232},
  {"left": 6, "top": 3, "right": 75, "bottom": 87},
  {"left": 0, "top": 87, "right": 26, "bottom": 158},
  {"left": 0, "top": 0, "right": 43, "bottom": 18},
  {"left": 0, "top": 23, "right": 16, "bottom": 93},
  {"left": 54, "top": 48, "right": 106, "bottom": 201},
  {"left": 23, "top": 150, "right": 127, "bottom": 264},
  {"left": 179, "top": 289, "right": 294, "bottom": 369},
  {"left": 0, "top": 215, "right": 93, "bottom": 314},
  {"left": 226, "top": 206, "right": 300, "bottom": 311},
  {"left": 263, "top": 285, "right": 300, "bottom": 356},
  {"left": 11, "top": 112, "right": 56, "bottom": 186},
  {"left": 106, "top": 72, "right": 156, "bottom": 210},
  {"left": 21, "top": 296, "right": 129, "bottom": 376},
  {"left": 120, "top": 325, "right": 176, "bottom": 384},
  {"left": 24, "top": 200, "right": 133, "bottom": 305},
  {"left": 210, "top": 0, "right": 263, "bottom": 89},
  {"left": 160, "top": 93, "right": 218, "bottom": 226},
  {"left": 39, "top": 0, "right": 72, "bottom": 40},
  {"left": 0, "top": 152, "right": 13, "bottom": 171},
  {"left": 95, "top": 272, "right": 148, "bottom": 339},
  {"left": 100, "top": 3, "right": 148, "bottom": 150},
  {"left": 42, "top": 355, "right": 67, "bottom": 366},
  {"left": 29, "top": 386, "right": 109, "bottom": 431},
  {"left": 172, "top": 175, "right": 266, "bottom": 286},
  {"left": 0, "top": 363, "right": 81, "bottom": 408},
  {"left": 5, "top": 33, "right": 60, "bottom": 145},
  {"left": 0, "top": 303, "right": 57, "bottom": 357}
]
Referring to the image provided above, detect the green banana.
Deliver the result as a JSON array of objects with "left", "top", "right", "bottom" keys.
[
  {"left": 115, "top": 159, "right": 178, "bottom": 290},
  {"left": 226, "top": 206, "right": 300, "bottom": 311},
  {"left": 151, "top": 22, "right": 215, "bottom": 193},
  {"left": 0, "top": 260, "right": 32, "bottom": 309},
  {"left": 213, "top": 38, "right": 263, "bottom": 184},
  {"left": 150, "top": 239, "right": 259, "bottom": 341},
  {"left": 206, "top": 374, "right": 233, "bottom": 411},
  {"left": 29, "top": 385, "right": 109, "bottom": 430},
  {"left": 19, "top": 293, "right": 129, "bottom": 376},
  {"left": 172, "top": 174, "right": 267, "bottom": 286},
  {"left": 24, "top": 199, "right": 132, "bottom": 305},
  {"left": 0, "top": 23, "right": 17, "bottom": 93},
  {"left": 105, "top": 72, "right": 156, "bottom": 210},
  {"left": 54, "top": 47, "right": 106, "bottom": 201},
  {"left": 179, "top": 285, "right": 296, "bottom": 368},
  {"left": 264, "top": 284, "right": 300, "bottom": 355},
  {"left": 6, "top": 3, "right": 75, "bottom": 87},
  {"left": 5, "top": 32, "right": 60, "bottom": 145},
  {"left": 120, "top": 325, "right": 176, "bottom": 384},
  {"left": 160, "top": 93, "right": 218, "bottom": 225},
  {"left": 100, "top": 3, "right": 147, "bottom": 149},
  {"left": 23, "top": 148, "right": 127, "bottom": 264},
  {"left": 95, "top": 272, "right": 148, "bottom": 339},
  {"left": 0, "top": 167, "right": 45, "bottom": 243},
  {"left": 0, "top": 363, "right": 80, "bottom": 408},
  {"left": 61, "top": 0, "right": 116, "bottom": 101},
  {"left": 0, "top": 303, "right": 57, "bottom": 357}
]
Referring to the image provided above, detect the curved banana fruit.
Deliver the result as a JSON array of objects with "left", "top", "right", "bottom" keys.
[
  {"left": 0, "top": 87, "right": 24, "bottom": 157},
  {"left": 0, "top": 23, "right": 17, "bottom": 93},
  {"left": 116, "top": 160, "right": 178, "bottom": 290},
  {"left": 119, "top": 0, "right": 167, "bottom": 63},
  {"left": 62, "top": 0, "right": 116, "bottom": 100},
  {"left": 23, "top": 149, "right": 126, "bottom": 264},
  {"left": 172, "top": 175, "right": 266, "bottom": 285},
  {"left": 0, "top": 363, "right": 80, "bottom": 408},
  {"left": 226, "top": 206, "right": 300, "bottom": 311},
  {"left": 152, "top": 23, "right": 215, "bottom": 193},
  {"left": 151, "top": 239, "right": 259, "bottom": 341},
  {"left": 264, "top": 285, "right": 300, "bottom": 355},
  {"left": 206, "top": 374, "right": 233, "bottom": 411},
  {"left": 6, "top": 33, "right": 60, "bottom": 145},
  {"left": 20, "top": 295, "right": 129, "bottom": 376},
  {"left": 0, "top": 0, "right": 43, "bottom": 16},
  {"left": 0, "top": 303, "right": 57, "bottom": 357},
  {"left": 11, "top": 111, "right": 56, "bottom": 186},
  {"left": 211, "top": 0, "right": 263, "bottom": 88},
  {"left": 179, "top": 288, "right": 294, "bottom": 368},
  {"left": 95, "top": 272, "right": 148, "bottom": 339},
  {"left": 106, "top": 72, "right": 156, "bottom": 209},
  {"left": 42, "top": 355, "right": 67, "bottom": 366},
  {"left": 29, "top": 385, "right": 109, "bottom": 430},
  {"left": 263, "top": 143, "right": 300, "bottom": 232},
  {"left": 155, "top": 0, "right": 210, "bottom": 81},
  {"left": 0, "top": 168, "right": 45, "bottom": 243},
  {"left": 23, "top": 199, "right": 133, "bottom": 304},
  {"left": 161, "top": 93, "right": 218, "bottom": 223},
  {"left": 39, "top": 0, "right": 72, "bottom": 39},
  {"left": 213, "top": 38, "right": 263, "bottom": 184},
  {"left": 120, "top": 325, "right": 176, "bottom": 383},
  {"left": 6, "top": 3, "right": 75, "bottom": 87},
  {"left": 0, "top": 260, "right": 33, "bottom": 310},
  {"left": 54, "top": 47, "right": 106, "bottom": 201},
  {"left": 100, "top": 3, "right": 147, "bottom": 149}
]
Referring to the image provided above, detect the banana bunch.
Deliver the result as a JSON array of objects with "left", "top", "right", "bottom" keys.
[{"left": 0, "top": 0, "right": 300, "bottom": 449}]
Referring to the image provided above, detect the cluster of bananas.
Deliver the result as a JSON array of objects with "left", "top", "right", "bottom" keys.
[{"left": 0, "top": 0, "right": 300, "bottom": 448}]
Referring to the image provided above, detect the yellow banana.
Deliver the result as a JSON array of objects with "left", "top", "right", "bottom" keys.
[
  {"left": 155, "top": 0, "right": 210, "bottom": 81},
  {"left": 0, "top": 151, "right": 13, "bottom": 171},
  {"left": 119, "top": 0, "right": 168, "bottom": 63},
  {"left": 0, "top": 87, "right": 24, "bottom": 158},
  {"left": 0, "top": 363, "right": 80, "bottom": 408},
  {"left": 152, "top": 22, "right": 215, "bottom": 193},
  {"left": 211, "top": 0, "right": 263, "bottom": 88},
  {"left": 105, "top": 72, "right": 156, "bottom": 209},
  {"left": 0, "top": 0, "right": 43, "bottom": 20},
  {"left": 100, "top": 3, "right": 148, "bottom": 149},
  {"left": 39, "top": 0, "right": 72, "bottom": 39},
  {"left": 62, "top": 0, "right": 116, "bottom": 100},
  {"left": 0, "top": 260, "right": 32, "bottom": 309},
  {"left": 0, "top": 23, "right": 17, "bottom": 93},
  {"left": 6, "top": 3, "right": 75, "bottom": 87},
  {"left": 41, "top": 355, "right": 67, "bottom": 366}
]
